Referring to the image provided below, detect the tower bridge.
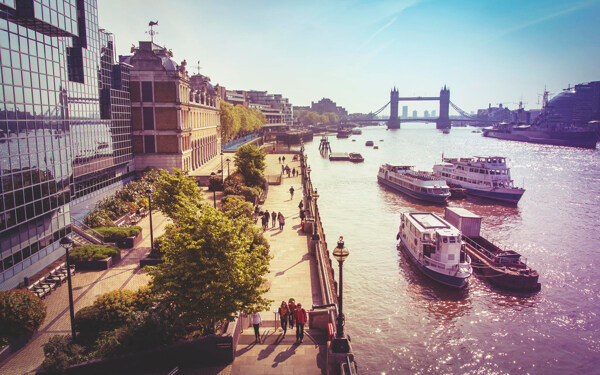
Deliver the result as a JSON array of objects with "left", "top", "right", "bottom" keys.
[{"left": 346, "top": 86, "right": 486, "bottom": 129}]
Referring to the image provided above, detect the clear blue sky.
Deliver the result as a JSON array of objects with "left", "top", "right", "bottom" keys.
[{"left": 98, "top": 0, "right": 600, "bottom": 115}]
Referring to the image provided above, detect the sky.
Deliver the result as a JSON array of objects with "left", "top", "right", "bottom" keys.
[{"left": 98, "top": 0, "right": 600, "bottom": 115}]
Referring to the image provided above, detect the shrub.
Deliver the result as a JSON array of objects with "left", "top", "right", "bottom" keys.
[
  {"left": 221, "top": 197, "right": 254, "bottom": 220},
  {"left": 69, "top": 245, "right": 119, "bottom": 262},
  {"left": 238, "top": 185, "right": 260, "bottom": 203},
  {"left": 89, "top": 226, "right": 141, "bottom": 242},
  {"left": 42, "top": 335, "right": 85, "bottom": 374},
  {"left": 208, "top": 174, "right": 224, "bottom": 191},
  {"left": 148, "top": 235, "right": 169, "bottom": 259},
  {"left": 0, "top": 290, "right": 47, "bottom": 341},
  {"left": 74, "top": 305, "right": 103, "bottom": 338},
  {"left": 83, "top": 209, "right": 115, "bottom": 228}
]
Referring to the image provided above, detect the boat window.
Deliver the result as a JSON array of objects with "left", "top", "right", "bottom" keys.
[
  {"left": 449, "top": 237, "right": 456, "bottom": 243},
  {"left": 423, "top": 233, "right": 430, "bottom": 241},
  {"left": 443, "top": 237, "right": 448, "bottom": 243}
]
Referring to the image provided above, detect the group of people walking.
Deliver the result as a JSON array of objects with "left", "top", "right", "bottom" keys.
[
  {"left": 249, "top": 299, "right": 308, "bottom": 344},
  {"left": 260, "top": 210, "right": 285, "bottom": 231},
  {"left": 278, "top": 299, "right": 308, "bottom": 343}
]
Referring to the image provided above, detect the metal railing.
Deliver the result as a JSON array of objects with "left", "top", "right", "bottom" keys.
[{"left": 71, "top": 217, "right": 105, "bottom": 244}]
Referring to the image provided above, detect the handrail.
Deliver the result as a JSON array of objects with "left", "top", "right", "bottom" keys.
[{"left": 71, "top": 217, "right": 105, "bottom": 243}]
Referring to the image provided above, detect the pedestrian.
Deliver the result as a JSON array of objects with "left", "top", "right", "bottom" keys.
[
  {"left": 298, "top": 200, "right": 304, "bottom": 210},
  {"left": 300, "top": 209, "right": 306, "bottom": 221},
  {"left": 281, "top": 164, "right": 285, "bottom": 172},
  {"left": 278, "top": 156, "right": 281, "bottom": 163},
  {"left": 263, "top": 210, "right": 270, "bottom": 228},
  {"left": 261, "top": 214, "right": 268, "bottom": 230},
  {"left": 278, "top": 301, "right": 289, "bottom": 337},
  {"left": 292, "top": 167, "right": 296, "bottom": 177},
  {"left": 271, "top": 211, "right": 277, "bottom": 227},
  {"left": 289, "top": 186, "right": 295, "bottom": 199},
  {"left": 278, "top": 212, "right": 285, "bottom": 230},
  {"left": 282, "top": 155, "right": 286, "bottom": 163},
  {"left": 286, "top": 165, "right": 291, "bottom": 178},
  {"left": 295, "top": 303, "right": 308, "bottom": 343},
  {"left": 288, "top": 298, "right": 297, "bottom": 329},
  {"left": 251, "top": 311, "right": 262, "bottom": 343}
]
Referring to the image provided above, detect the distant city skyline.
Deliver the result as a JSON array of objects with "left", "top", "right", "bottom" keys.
[{"left": 99, "top": 0, "right": 600, "bottom": 115}]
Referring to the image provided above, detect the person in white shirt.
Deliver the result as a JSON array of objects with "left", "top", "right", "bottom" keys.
[{"left": 251, "top": 311, "right": 262, "bottom": 343}]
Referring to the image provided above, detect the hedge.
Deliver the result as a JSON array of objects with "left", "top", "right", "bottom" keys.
[
  {"left": 69, "top": 245, "right": 120, "bottom": 262},
  {"left": 0, "top": 290, "right": 47, "bottom": 341},
  {"left": 88, "top": 226, "right": 142, "bottom": 242}
]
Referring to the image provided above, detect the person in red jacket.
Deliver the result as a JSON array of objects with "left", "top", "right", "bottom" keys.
[{"left": 294, "top": 303, "right": 308, "bottom": 343}]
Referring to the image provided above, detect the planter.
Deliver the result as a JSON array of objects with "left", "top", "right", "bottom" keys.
[
  {"left": 73, "top": 251, "right": 121, "bottom": 271},
  {"left": 139, "top": 257, "right": 163, "bottom": 267},
  {"left": 116, "top": 230, "right": 143, "bottom": 249}
]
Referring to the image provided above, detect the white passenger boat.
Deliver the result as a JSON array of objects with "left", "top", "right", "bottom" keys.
[
  {"left": 378, "top": 164, "right": 450, "bottom": 203},
  {"left": 397, "top": 212, "right": 472, "bottom": 288},
  {"left": 432, "top": 156, "right": 525, "bottom": 204}
]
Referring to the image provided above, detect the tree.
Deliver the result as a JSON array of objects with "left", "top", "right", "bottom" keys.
[
  {"left": 219, "top": 100, "right": 240, "bottom": 143},
  {"left": 151, "top": 169, "right": 204, "bottom": 221},
  {"left": 0, "top": 290, "right": 47, "bottom": 341},
  {"left": 324, "top": 112, "right": 339, "bottom": 123},
  {"left": 149, "top": 207, "right": 272, "bottom": 334},
  {"left": 234, "top": 144, "right": 266, "bottom": 187}
]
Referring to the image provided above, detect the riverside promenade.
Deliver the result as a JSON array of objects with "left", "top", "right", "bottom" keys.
[
  {"left": 0, "top": 212, "right": 171, "bottom": 375},
  {"left": 229, "top": 153, "right": 327, "bottom": 375}
]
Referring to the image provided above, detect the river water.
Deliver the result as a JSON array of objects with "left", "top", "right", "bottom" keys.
[{"left": 304, "top": 125, "right": 600, "bottom": 375}]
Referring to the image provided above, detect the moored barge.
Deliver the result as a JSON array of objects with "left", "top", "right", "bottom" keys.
[
  {"left": 378, "top": 164, "right": 450, "bottom": 203},
  {"left": 444, "top": 207, "right": 540, "bottom": 292}
]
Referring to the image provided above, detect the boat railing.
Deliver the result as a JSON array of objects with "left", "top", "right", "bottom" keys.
[{"left": 423, "top": 256, "right": 448, "bottom": 270}]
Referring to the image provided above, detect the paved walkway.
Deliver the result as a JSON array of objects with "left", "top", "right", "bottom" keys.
[
  {"left": 0, "top": 153, "right": 325, "bottom": 375},
  {"left": 0, "top": 212, "right": 171, "bottom": 375},
  {"left": 230, "top": 153, "right": 326, "bottom": 375}
]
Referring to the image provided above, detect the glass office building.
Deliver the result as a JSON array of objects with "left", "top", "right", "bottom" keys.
[{"left": 0, "top": 0, "right": 133, "bottom": 290}]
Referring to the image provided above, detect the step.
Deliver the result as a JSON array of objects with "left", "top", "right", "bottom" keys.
[{"left": 238, "top": 327, "right": 328, "bottom": 346}]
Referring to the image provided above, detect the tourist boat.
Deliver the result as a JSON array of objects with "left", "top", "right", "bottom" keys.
[
  {"left": 337, "top": 128, "right": 351, "bottom": 138},
  {"left": 373, "top": 146, "right": 379, "bottom": 149},
  {"left": 377, "top": 164, "right": 451, "bottom": 203},
  {"left": 348, "top": 153, "right": 364, "bottom": 162},
  {"left": 444, "top": 207, "right": 541, "bottom": 292},
  {"left": 396, "top": 212, "right": 472, "bottom": 288},
  {"left": 351, "top": 128, "right": 362, "bottom": 135},
  {"left": 365, "top": 140, "right": 374, "bottom": 146},
  {"left": 432, "top": 156, "right": 525, "bottom": 204},
  {"left": 442, "top": 129, "right": 450, "bottom": 134}
]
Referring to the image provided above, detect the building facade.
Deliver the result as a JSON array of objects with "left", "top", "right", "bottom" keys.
[
  {"left": 0, "top": 0, "right": 133, "bottom": 290},
  {"left": 310, "top": 98, "right": 348, "bottom": 119},
  {"left": 122, "top": 43, "right": 220, "bottom": 173}
]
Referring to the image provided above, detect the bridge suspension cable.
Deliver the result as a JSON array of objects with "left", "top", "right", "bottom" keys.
[
  {"left": 367, "top": 101, "right": 390, "bottom": 118},
  {"left": 449, "top": 101, "right": 478, "bottom": 120}
]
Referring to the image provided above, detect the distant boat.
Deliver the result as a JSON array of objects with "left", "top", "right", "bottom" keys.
[
  {"left": 365, "top": 140, "right": 374, "bottom": 146},
  {"left": 373, "top": 146, "right": 379, "bottom": 149},
  {"left": 348, "top": 153, "right": 364, "bottom": 162},
  {"left": 337, "top": 128, "right": 351, "bottom": 138},
  {"left": 378, "top": 164, "right": 450, "bottom": 203},
  {"left": 352, "top": 129, "right": 362, "bottom": 135},
  {"left": 442, "top": 129, "right": 450, "bottom": 134}
]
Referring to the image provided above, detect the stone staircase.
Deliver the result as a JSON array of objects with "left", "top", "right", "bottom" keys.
[{"left": 238, "top": 320, "right": 328, "bottom": 346}]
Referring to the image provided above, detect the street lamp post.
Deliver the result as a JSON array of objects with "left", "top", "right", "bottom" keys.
[
  {"left": 146, "top": 188, "right": 154, "bottom": 253},
  {"left": 226, "top": 158, "right": 231, "bottom": 179},
  {"left": 220, "top": 151, "right": 224, "bottom": 183},
  {"left": 210, "top": 172, "right": 217, "bottom": 208},
  {"left": 331, "top": 236, "right": 350, "bottom": 353},
  {"left": 59, "top": 236, "right": 76, "bottom": 342},
  {"left": 311, "top": 189, "right": 320, "bottom": 240}
]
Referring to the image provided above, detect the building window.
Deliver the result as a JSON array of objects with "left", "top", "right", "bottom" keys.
[
  {"left": 143, "top": 107, "right": 154, "bottom": 130},
  {"left": 144, "top": 135, "right": 155, "bottom": 153},
  {"left": 142, "top": 81, "right": 153, "bottom": 102}
]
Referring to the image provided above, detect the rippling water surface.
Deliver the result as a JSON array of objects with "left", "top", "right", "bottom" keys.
[{"left": 305, "top": 125, "right": 600, "bottom": 374}]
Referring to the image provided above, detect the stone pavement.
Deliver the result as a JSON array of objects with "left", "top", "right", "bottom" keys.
[
  {"left": 0, "top": 212, "right": 170, "bottom": 375},
  {"left": 229, "top": 153, "right": 326, "bottom": 375}
]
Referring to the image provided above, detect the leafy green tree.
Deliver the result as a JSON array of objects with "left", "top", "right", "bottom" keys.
[
  {"left": 219, "top": 100, "right": 240, "bottom": 143},
  {"left": 151, "top": 169, "right": 204, "bottom": 221},
  {"left": 149, "top": 207, "right": 272, "bottom": 334},
  {"left": 324, "top": 112, "right": 339, "bottom": 123},
  {"left": 234, "top": 145, "right": 266, "bottom": 187},
  {"left": 221, "top": 196, "right": 254, "bottom": 220}
]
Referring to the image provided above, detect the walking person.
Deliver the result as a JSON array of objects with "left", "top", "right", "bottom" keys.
[
  {"left": 278, "top": 301, "right": 289, "bottom": 337},
  {"left": 295, "top": 303, "right": 308, "bottom": 343},
  {"left": 292, "top": 167, "right": 296, "bottom": 177},
  {"left": 298, "top": 200, "right": 304, "bottom": 210},
  {"left": 278, "top": 212, "right": 285, "bottom": 231},
  {"left": 251, "top": 311, "right": 262, "bottom": 343},
  {"left": 263, "top": 210, "right": 270, "bottom": 228},
  {"left": 289, "top": 186, "right": 295, "bottom": 199},
  {"left": 271, "top": 210, "right": 277, "bottom": 228},
  {"left": 278, "top": 156, "right": 281, "bottom": 164},
  {"left": 300, "top": 209, "right": 306, "bottom": 222},
  {"left": 288, "top": 298, "right": 297, "bottom": 330},
  {"left": 282, "top": 155, "right": 286, "bottom": 163},
  {"left": 261, "top": 214, "right": 268, "bottom": 230}
]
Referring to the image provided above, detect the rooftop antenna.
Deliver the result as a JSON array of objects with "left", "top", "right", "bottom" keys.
[{"left": 147, "top": 20, "right": 159, "bottom": 43}]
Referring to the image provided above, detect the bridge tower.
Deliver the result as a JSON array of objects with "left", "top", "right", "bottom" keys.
[
  {"left": 436, "top": 85, "right": 451, "bottom": 129},
  {"left": 388, "top": 87, "right": 400, "bottom": 129}
]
